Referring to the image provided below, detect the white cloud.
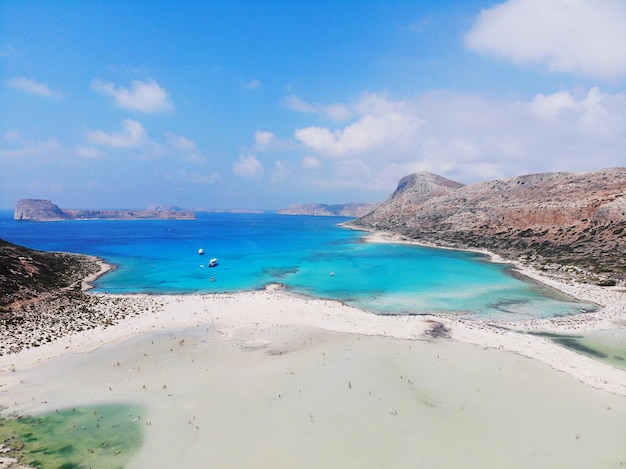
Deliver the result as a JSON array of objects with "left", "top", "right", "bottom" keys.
[
  {"left": 324, "top": 104, "right": 352, "bottom": 121},
  {"left": 0, "top": 139, "right": 65, "bottom": 159},
  {"left": 529, "top": 90, "right": 577, "bottom": 119},
  {"left": 74, "top": 144, "right": 104, "bottom": 159},
  {"left": 465, "top": 0, "right": 626, "bottom": 80},
  {"left": 86, "top": 119, "right": 147, "bottom": 148},
  {"left": 254, "top": 130, "right": 275, "bottom": 145},
  {"left": 294, "top": 94, "right": 422, "bottom": 157},
  {"left": 284, "top": 95, "right": 353, "bottom": 121},
  {"left": 300, "top": 155, "right": 321, "bottom": 170},
  {"left": 285, "top": 88, "right": 626, "bottom": 191},
  {"left": 92, "top": 79, "right": 174, "bottom": 112},
  {"left": 284, "top": 95, "right": 318, "bottom": 113},
  {"left": 165, "top": 131, "right": 204, "bottom": 162},
  {"left": 6, "top": 77, "right": 62, "bottom": 98},
  {"left": 233, "top": 154, "right": 264, "bottom": 178}
]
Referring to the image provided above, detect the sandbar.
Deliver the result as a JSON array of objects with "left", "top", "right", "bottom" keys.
[{"left": 1, "top": 243, "right": 625, "bottom": 467}]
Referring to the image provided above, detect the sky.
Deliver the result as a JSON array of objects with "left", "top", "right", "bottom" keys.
[{"left": 1, "top": 0, "right": 625, "bottom": 210}]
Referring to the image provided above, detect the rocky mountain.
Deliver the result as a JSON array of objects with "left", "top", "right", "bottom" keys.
[
  {"left": 14, "top": 199, "right": 196, "bottom": 221},
  {"left": 352, "top": 168, "right": 626, "bottom": 283},
  {"left": 278, "top": 202, "right": 379, "bottom": 218}
]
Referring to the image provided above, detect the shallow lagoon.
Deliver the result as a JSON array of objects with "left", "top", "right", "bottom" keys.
[
  {"left": 528, "top": 329, "right": 626, "bottom": 370},
  {"left": 0, "top": 211, "right": 595, "bottom": 319},
  {"left": 0, "top": 404, "right": 144, "bottom": 468}
]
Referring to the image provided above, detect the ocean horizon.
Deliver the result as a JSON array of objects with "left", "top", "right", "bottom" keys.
[{"left": 0, "top": 210, "right": 595, "bottom": 320}]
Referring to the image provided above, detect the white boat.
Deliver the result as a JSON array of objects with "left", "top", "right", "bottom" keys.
[
  {"left": 209, "top": 258, "right": 218, "bottom": 267},
  {"left": 198, "top": 248, "right": 204, "bottom": 255}
]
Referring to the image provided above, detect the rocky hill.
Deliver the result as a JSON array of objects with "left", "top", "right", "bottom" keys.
[
  {"left": 0, "top": 239, "right": 157, "bottom": 354},
  {"left": 278, "top": 202, "right": 379, "bottom": 217},
  {"left": 0, "top": 239, "right": 100, "bottom": 308},
  {"left": 14, "top": 199, "right": 196, "bottom": 221},
  {"left": 351, "top": 168, "right": 626, "bottom": 284}
]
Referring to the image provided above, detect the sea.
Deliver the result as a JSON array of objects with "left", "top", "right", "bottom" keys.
[
  {"left": 4, "top": 211, "right": 626, "bottom": 469},
  {"left": 0, "top": 210, "right": 596, "bottom": 320}
]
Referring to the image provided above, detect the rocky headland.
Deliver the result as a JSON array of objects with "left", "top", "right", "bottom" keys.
[
  {"left": 278, "top": 202, "right": 379, "bottom": 217},
  {"left": 0, "top": 239, "right": 157, "bottom": 355},
  {"left": 349, "top": 168, "right": 626, "bottom": 285},
  {"left": 14, "top": 199, "right": 195, "bottom": 221}
]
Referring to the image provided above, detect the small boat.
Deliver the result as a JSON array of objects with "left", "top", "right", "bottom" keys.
[
  {"left": 198, "top": 248, "right": 204, "bottom": 255},
  {"left": 209, "top": 258, "right": 218, "bottom": 267}
]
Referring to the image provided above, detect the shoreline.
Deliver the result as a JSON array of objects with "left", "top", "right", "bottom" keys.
[
  {"left": 1, "top": 231, "right": 625, "bottom": 397},
  {"left": 348, "top": 224, "right": 626, "bottom": 328},
  {"left": 80, "top": 256, "right": 115, "bottom": 291}
]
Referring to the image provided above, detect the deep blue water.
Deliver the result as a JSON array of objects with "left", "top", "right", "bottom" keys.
[{"left": 0, "top": 210, "right": 595, "bottom": 319}]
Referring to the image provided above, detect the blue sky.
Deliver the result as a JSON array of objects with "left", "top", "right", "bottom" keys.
[{"left": 1, "top": 0, "right": 625, "bottom": 210}]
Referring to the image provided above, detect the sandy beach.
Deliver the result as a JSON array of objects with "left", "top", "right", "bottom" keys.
[{"left": 1, "top": 247, "right": 625, "bottom": 467}]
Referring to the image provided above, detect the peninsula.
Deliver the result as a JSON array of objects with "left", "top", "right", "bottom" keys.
[
  {"left": 13, "top": 199, "right": 196, "bottom": 221},
  {"left": 348, "top": 167, "right": 626, "bottom": 285}
]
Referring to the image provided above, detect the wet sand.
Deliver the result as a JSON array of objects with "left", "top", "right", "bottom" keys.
[{"left": 1, "top": 248, "right": 626, "bottom": 467}]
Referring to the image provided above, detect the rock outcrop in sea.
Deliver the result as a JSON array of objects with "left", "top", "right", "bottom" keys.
[
  {"left": 14, "top": 199, "right": 196, "bottom": 221},
  {"left": 351, "top": 168, "right": 626, "bottom": 284}
]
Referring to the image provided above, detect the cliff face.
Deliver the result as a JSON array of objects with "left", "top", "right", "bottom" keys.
[
  {"left": 14, "top": 199, "right": 71, "bottom": 221},
  {"left": 278, "top": 202, "right": 379, "bottom": 218},
  {"left": 353, "top": 168, "right": 626, "bottom": 282},
  {"left": 14, "top": 199, "right": 196, "bottom": 221}
]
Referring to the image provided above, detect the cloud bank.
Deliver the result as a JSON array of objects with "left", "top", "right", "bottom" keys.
[
  {"left": 465, "top": 0, "right": 626, "bottom": 80},
  {"left": 284, "top": 88, "right": 625, "bottom": 191}
]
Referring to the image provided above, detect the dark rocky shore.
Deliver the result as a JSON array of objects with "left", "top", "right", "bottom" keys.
[{"left": 0, "top": 239, "right": 155, "bottom": 355}]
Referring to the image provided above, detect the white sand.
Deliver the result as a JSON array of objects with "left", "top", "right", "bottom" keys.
[
  {"left": 1, "top": 290, "right": 625, "bottom": 468},
  {"left": 1, "top": 240, "right": 625, "bottom": 467}
]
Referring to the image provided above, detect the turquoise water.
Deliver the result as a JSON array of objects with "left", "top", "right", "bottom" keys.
[
  {"left": 0, "top": 211, "right": 595, "bottom": 319},
  {"left": 0, "top": 404, "right": 144, "bottom": 468}
]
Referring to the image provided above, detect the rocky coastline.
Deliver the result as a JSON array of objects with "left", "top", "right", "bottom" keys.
[
  {"left": 2, "top": 166, "right": 625, "bottom": 369},
  {"left": 0, "top": 228, "right": 624, "bottom": 366},
  {"left": 0, "top": 240, "right": 160, "bottom": 356},
  {"left": 352, "top": 168, "right": 626, "bottom": 285}
]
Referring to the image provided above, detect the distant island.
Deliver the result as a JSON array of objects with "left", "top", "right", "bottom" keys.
[
  {"left": 14, "top": 199, "right": 196, "bottom": 221},
  {"left": 195, "top": 208, "right": 265, "bottom": 214},
  {"left": 277, "top": 202, "right": 379, "bottom": 218}
]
